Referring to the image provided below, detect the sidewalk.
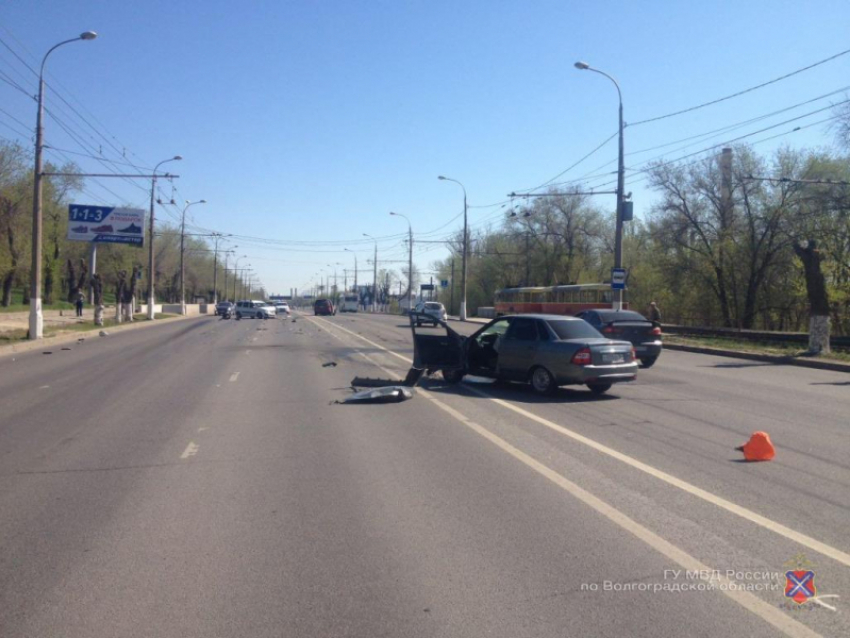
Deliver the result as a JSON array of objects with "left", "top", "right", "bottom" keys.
[{"left": 0, "top": 313, "right": 204, "bottom": 359}]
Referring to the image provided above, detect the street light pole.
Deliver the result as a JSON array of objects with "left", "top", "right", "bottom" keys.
[
  {"left": 575, "top": 61, "right": 625, "bottom": 310},
  {"left": 29, "top": 31, "right": 97, "bottom": 339},
  {"left": 438, "top": 176, "right": 468, "bottom": 319},
  {"left": 363, "top": 233, "right": 378, "bottom": 312},
  {"left": 180, "top": 199, "right": 206, "bottom": 314},
  {"left": 147, "top": 155, "right": 182, "bottom": 319},
  {"left": 233, "top": 255, "right": 247, "bottom": 300},
  {"left": 390, "top": 212, "right": 413, "bottom": 310},
  {"left": 344, "top": 248, "right": 357, "bottom": 292}
]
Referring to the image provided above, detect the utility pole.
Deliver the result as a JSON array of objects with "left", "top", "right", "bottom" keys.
[
  {"left": 575, "top": 61, "right": 625, "bottom": 310},
  {"left": 148, "top": 156, "right": 182, "bottom": 319},
  {"left": 29, "top": 32, "right": 98, "bottom": 339},
  {"left": 364, "top": 234, "right": 378, "bottom": 312},
  {"left": 450, "top": 258, "right": 455, "bottom": 316},
  {"left": 179, "top": 199, "right": 206, "bottom": 314},
  {"left": 438, "top": 176, "right": 468, "bottom": 319},
  {"left": 389, "top": 212, "right": 413, "bottom": 310},
  {"left": 211, "top": 234, "right": 222, "bottom": 304}
]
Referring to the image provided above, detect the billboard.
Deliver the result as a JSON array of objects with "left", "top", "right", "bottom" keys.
[{"left": 68, "top": 205, "right": 146, "bottom": 246}]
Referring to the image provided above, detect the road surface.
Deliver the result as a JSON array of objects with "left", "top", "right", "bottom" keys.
[{"left": 0, "top": 312, "right": 848, "bottom": 637}]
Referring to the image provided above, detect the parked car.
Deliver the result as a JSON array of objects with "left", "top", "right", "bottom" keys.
[
  {"left": 412, "top": 314, "right": 637, "bottom": 395},
  {"left": 314, "top": 299, "right": 335, "bottom": 316},
  {"left": 274, "top": 302, "right": 291, "bottom": 315},
  {"left": 412, "top": 301, "right": 447, "bottom": 326},
  {"left": 575, "top": 309, "right": 662, "bottom": 368},
  {"left": 235, "top": 300, "right": 276, "bottom": 320}
]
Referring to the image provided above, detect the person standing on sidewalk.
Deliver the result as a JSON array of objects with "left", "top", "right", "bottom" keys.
[{"left": 75, "top": 290, "right": 85, "bottom": 317}]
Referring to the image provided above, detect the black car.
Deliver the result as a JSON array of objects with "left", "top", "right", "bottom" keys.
[
  {"left": 575, "top": 309, "right": 662, "bottom": 368},
  {"left": 411, "top": 314, "right": 637, "bottom": 396}
]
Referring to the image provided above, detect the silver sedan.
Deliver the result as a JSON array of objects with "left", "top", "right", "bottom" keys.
[{"left": 414, "top": 314, "right": 637, "bottom": 395}]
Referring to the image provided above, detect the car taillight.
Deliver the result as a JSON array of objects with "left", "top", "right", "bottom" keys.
[
  {"left": 602, "top": 326, "right": 616, "bottom": 334},
  {"left": 571, "top": 348, "right": 592, "bottom": 365},
  {"left": 650, "top": 326, "right": 662, "bottom": 336},
  {"left": 631, "top": 347, "right": 636, "bottom": 360}
]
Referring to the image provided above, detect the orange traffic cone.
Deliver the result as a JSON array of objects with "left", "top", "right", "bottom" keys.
[{"left": 735, "top": 431, "right": 776, "bottom": 462}]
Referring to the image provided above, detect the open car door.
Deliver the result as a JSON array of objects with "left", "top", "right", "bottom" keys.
[{"left": 409, "top": 312, "right": 466, "bottom": 372}]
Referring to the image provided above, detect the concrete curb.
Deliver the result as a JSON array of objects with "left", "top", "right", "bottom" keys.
[
  {"left": 663, "top": 343, "right": 850, "bottom": 374},
  {"left": 0, "top": 314, "right": 208, "bottom": 360}
]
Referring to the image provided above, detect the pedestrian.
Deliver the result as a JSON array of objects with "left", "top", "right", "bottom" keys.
[
  {"left": 75, "top": 290, "right": 85, "bottom": 317},
  {"left": 647, "top": 301, "right": 661, "bottom": 324}
]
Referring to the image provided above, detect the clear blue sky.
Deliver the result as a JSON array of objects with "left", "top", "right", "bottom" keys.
[{"left": 2, "top": 1, "right": 849, "bottom": 295}]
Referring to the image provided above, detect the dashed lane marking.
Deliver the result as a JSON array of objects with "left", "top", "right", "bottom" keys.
[
  {"left": 229, "top": 371, "right": 240, "bottom": 382},
  {"left": 310, "top": 315, "right": 850, "bottom": 570},
  {"left": 311, "top": 316, "right": 820, "bottom": 638}
]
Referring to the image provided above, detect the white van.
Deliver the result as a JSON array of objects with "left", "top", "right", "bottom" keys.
[{"left": 341, "top": 294, "right": 359, "bottom": 313}]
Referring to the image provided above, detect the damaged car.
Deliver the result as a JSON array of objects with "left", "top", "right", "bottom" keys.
[{"left": 410, "top": 313, "right": 638, "bottom": 396}]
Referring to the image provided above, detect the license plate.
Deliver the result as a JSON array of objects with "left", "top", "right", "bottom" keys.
[{"left": 603, "top": 353, "right": 625, "bottom": 364}]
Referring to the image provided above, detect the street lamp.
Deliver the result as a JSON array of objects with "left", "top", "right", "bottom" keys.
[
  {"left": 389, "top": 212, "right": 413, "bottom": 310},
  {"left": 233, "top": 255, "right": 247, "bottom": 300},
  {"left": 438, "top": 175, "right": 468, "bottom": 320},
  {"left": 363, "top": 233, "right": 378, "bottom": 312},
  {"left": 221, "top": 247, "right": 236, "bottom": 302},
  {"left": 575, "top": 60, "right": 626, "bottom": 310},
  {"left": 179, "top": 199, "right": 206, "bottom": 314},
  {"left": 29, "top": 31, "right": 98, "bottom": 339},
  {"left": 147, "top": 155, "right": 182, "bottom": 319}
]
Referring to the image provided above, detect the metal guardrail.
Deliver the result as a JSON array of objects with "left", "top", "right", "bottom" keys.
[{"left": 662, "top": 324, "right": 850, "bottom": 350}]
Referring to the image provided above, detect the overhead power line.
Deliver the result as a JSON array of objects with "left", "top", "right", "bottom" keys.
[{"left": 631, "top": 46, "right": 850, "bottom": 127}]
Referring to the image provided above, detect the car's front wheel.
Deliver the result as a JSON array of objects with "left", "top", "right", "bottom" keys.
[
  {"left": 530, "top": 366, "right": 557, "bottom": 395},
  {"left": 588, "top": 383, "right": 612, "bottom": 395}
]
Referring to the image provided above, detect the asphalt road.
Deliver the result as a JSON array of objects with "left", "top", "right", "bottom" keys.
[{"left": 0, "top": 312, "right": 848, "bottom": 637}]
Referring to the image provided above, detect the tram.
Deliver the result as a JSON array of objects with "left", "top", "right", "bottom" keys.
[{"left": 494, "top": 283, "right": 625, "bottom": 316}]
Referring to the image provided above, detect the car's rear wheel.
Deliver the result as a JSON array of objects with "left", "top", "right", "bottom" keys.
[
  {"left": 530, "top": 366, "right": 557, "bottom": 395},
  {"left": 640, "top": 356, "right": 658, "bottom": 368},
  {"left": 235, "top": 312, "right": 242, "bottom": 320},
  {"left": 588, "top": 383, "right": 612, "bottom": 395}
]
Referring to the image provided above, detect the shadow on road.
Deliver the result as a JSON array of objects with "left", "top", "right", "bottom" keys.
[{"left": 420, "top": 376, "right": 619, "bottom": 404}]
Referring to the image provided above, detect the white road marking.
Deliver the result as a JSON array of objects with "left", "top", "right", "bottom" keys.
[
  {"left": 39, "top": 385, "right": 50, "bottom": 389},
  {"left": 180, "top": 442, "right": 200, "bottom": 459},
  {"left": 245, "top": 350, "right": 251, "bottom": 355},
  {"left": 313, "top": 317, "right": 821, "bottom": 638},
  {"left": 229, "top": 371, "right": 240, "bottom": 382},
  {"left": 311, "top": 315, "right": 850, "bottom": 570},
  {"left": 198, "top": 427, "right": 208, "bottom": 432}
]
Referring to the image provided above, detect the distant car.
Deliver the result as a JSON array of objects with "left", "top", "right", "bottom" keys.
[
  {"left": 274, "top": 302, "right": 291, "bottom": 315},
  {"left": 575, "top": 309, "right": 662, "bottom": 368},
  {"left": 215, "top": 301, "right": 234, "bottom": 316},
  {"left": 413, "top": 301, "right": 447, "bottom": 326},
  {"left": 314, "top": 299, "right": 335, "bottom": 316},
  {"left": 235, "top": 300, "right": 276, "bottom": 320},
  {"left": 414, "top": 314, "right": 637, "bottom": 395}
]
